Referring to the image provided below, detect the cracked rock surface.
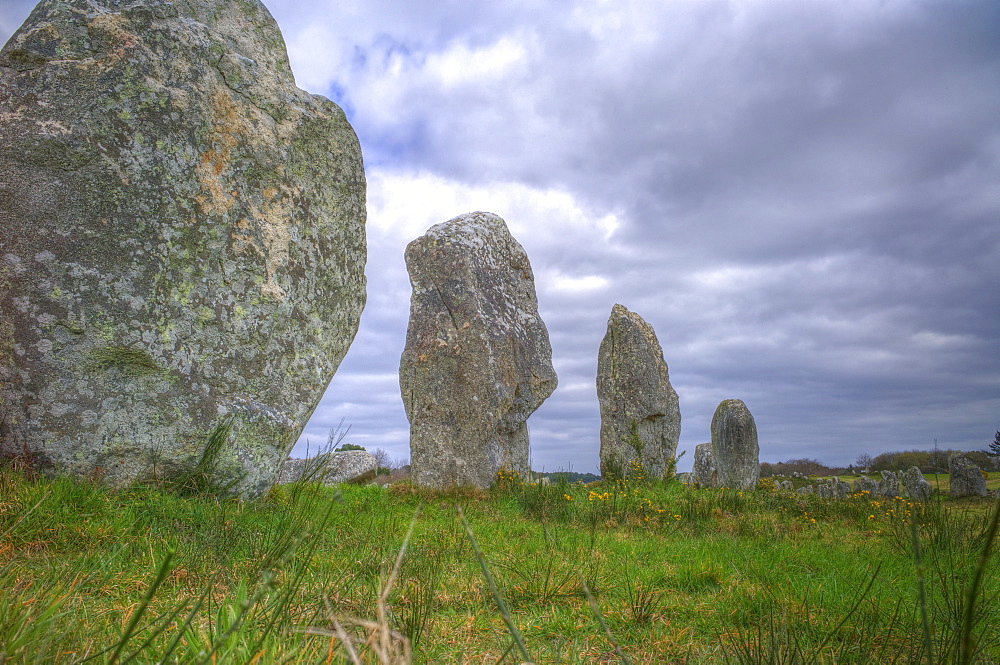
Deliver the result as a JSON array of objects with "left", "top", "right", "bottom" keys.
[
  {"left": 399, "top": 212, "right": 556, "bottom": 488},
  {"left": 0, "top": 0, "right": 366, "bottom": 498}
]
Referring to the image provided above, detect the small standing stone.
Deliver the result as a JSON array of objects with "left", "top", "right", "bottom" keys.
[
  {"left": 710, "top": 399, "right": 760, "bottom": 490},
  {"left": 902, "top": 466, "right": 932, "bottom": 501},
  {"left": 878, "top": 470, "right": 900, "bottom": 498},
  {"left": 692, "top": 442, "right": 717, "bottom": 487},
  {"left": 854, "top": 476, "right": 879, "bottom": 495},
  {"left": 399, "top": 212, "right": 557, "bottom": 488},
  {"left": 597, "top": 305, "right": 681, "bottom": 480},
  {"left": 949, "top": 453, "right": 987, "bottom": 498}
]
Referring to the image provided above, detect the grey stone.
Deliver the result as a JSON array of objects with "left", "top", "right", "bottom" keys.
[
  {"left": 277, "top": 450, "right": 378, "bottom": 486},
  {"left": 949, "top": 453, "right": 987, "bottom": 498},
  {"left": 878, "top": 471, "right": 900, "bottom": 498},
  {"left": 0, "top": 0, "right": 366, "bottom": 498},
  {"left": 796, "top": 485, "right": 814, "bottom": 495},
  {"left": 692, "top": 442, "right": 716, "bottom": 487},
  {"left": 710, "top": 399, "right": 759, "bottom": 490},
  {"left": 780, "top": 480, "right": 794, "bottom": 491},
  {"left": 676, "top": 472, "right": 692, "bottom": 485},
  {"left": 597, "top": 304, "right": 680, "bottom": 480},
  {"left": 823, "top": 478, "right": 850, "bottom": 500},
  {"left": 818, "top": 483, "right": 832, "bottom": 499},
  {"left": 854, "top": 476, "right": 879, "bottom": 495},
  {"left": 399, "top": 212, "right": 556, "bottom": 488},
  {"left": 902, "top": 466, "right": 932, "bottom": 501}
]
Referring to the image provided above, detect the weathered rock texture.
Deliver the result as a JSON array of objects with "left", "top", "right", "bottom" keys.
[
  {"left": 878, "top": 471, "right": 900, "bottom": 498},
  {"left": 277, "top": 450, "right": 377, "bottom": 486},
  {"left": 692, "top": 442, "right": 716, "bottom": 487},
  {"left": 710, "top": 399, "right": 759, "bottom": 490},
  {"left": 0, "top": 0, "right": 366, "bottom": 498},
  {"left": 399, "top": 212, "right": 557, "bottom": 488},
  {"left": 902, "top": 466, "right": 932, "bottom": 501},
  {"left": 597, "top": 304, "right": 680, "bottom": 480},
  {"left": 854, "top": 476, "right": 879, "bottom": 495},
  {"left": 949, "top": 453, "right": 987, "bottom": 498}
]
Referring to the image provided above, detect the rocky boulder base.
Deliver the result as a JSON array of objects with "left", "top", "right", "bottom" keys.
[
  {"left": 596, "top": 304, "right": 680, "bottom": 480},
  {"left": 692, "top": 442, "right": 716, "bottom": 487},
  {"left": 710, "top": 399, "right": 759, "bottom": 490},
  {"left": 902, "top": 466, "right": 932, "bottom": 501},
  {"left": 949, "top": 453, "right": 987, "bottom": 498},
  {"left": 399, "top": 212, "right": 557, "bottom": 488},
  {"left": 277, "top": 450, "right": 378, "bottom": 486},
  {"left": 0, "top": 0, "right": 366, "bottom": 498}
]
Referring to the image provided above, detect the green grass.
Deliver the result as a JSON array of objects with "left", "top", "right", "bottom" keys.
[{"left": 1, "top": 467, "right": 998, "bottom": 663}]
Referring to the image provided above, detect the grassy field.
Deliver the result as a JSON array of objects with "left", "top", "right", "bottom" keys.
[{"left": 1, "top": 466, "right": 998, "bottom": 663}]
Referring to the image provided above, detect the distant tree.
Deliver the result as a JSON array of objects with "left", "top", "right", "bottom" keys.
[
  {"left": 370, "top": 447, "right": 391, "bottom": 469},
  {"left": 987, "top": 431, "right": 1000, "bottom": 460},
  {"left": 335, "top": 443, "right": 365, "bottom": 452},
  {"left": 855, "top": 453, "right": 874, "bottom": 471}
]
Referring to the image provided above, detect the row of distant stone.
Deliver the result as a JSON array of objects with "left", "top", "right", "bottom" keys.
[
  {"left": 398, "top": 212, "right": 762, "bottom": 488},
  {"left": 686, "top": 451, "right": 991, "bottom": 501}
]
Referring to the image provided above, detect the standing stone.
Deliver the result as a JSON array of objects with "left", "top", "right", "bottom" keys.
[
  {"left": 0, "top": 0, "right": 366, "bottom": 498},
  {"left": 710, "top": 399, "right": 759, "bottom": 490},
  {"left": 878, "top": 471, "right": 900, "bottom": 498},
  {"left": 692, "top": 442, "right": 716, "bottom": 487},
  {"left": 780, "top": 479, "right": 794, "bottom": 491},
  {"left": 854, "top": 476, "right": 879, "bottom": 495},
  {"left": 597, "top": 304, "right": 680, "bottom": 480},
  {"left": 399, "top": 212, "right": 557, "bottom": 488},
  {"left": 949, "top": 453, "right": 987, "bottom": 498},
  {"left": 902, "top": 466, "right": 932, "bottom": 501}
]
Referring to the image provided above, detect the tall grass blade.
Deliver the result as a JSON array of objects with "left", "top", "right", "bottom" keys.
[
  {"left": 457, "top": 505, "right": 532, "bottom": 664},
  {"left": 959, "top": 492, "right": 1000, "bottom": 665},
  {"left": 910, "top": 517, "right": 934, "bottom": 665},
  {"left": 99, "top": 548, "right": 176, "bottom": 665},
  {"left": 581, "top": 578, "right": 632, "bottom": 665}
]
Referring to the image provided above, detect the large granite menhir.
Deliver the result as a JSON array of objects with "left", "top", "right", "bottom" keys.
[
  {"left": 400, "top": 212, "right": 557, "bottom": 488},
  {"left": 710, "top": 399, "right": 759, "bottom": 490},
  {"left": 597, "top": 304, "right": 680, "bottom": 480},
  {"left": 0, "top": 0, "right": 366, "bottom": 498}
]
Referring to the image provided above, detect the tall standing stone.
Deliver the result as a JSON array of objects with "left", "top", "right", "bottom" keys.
[
  {"left": 949, "top": 453, "right": 987, "bottom": 498},
  {"left": 710, "top": 399, "right": 759, "bottom": 490},
  {"left": 596, "top": 304, "right": 680, "bottom": 480},
  {"left": 902, "top": 466, "right": 932, "bottom": 501},
  {"left": 692, "top": 442, "right": 716, "bottom": 487},
  {"left": 0, "top": 0, "right": 366, "bottom": 497},
  {"left": 399, "top": 212, "right": 557, "bottom": 488}
]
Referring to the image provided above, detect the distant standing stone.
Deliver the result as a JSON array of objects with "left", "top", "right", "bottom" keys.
[
  {"left": 399, "top": 212, "right": 557, "bottom": 488},
  {"left": 692, "top": 443, "right": 717, "bottom": 487},
  {"left": 902, "top": 466, "right": 932, "bottom": 501},
  {"left": 597, "top": 304, "right": 680, "bottom": 480},
  {"left": 949, "top": 453, "right": 987, "bottom": 498},
  {"left": 878, "top": 471, "right": 900, "bottom": 498},
  {"left": 854, "top": 476, "right": 879, "bottom": 495},
  {"left": 710, "top": 399, "right": 760, "bottom": 490}
]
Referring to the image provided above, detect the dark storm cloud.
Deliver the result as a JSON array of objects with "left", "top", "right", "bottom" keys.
[{"left": 3, "top": 0, "right": 997, "bottom": 472}]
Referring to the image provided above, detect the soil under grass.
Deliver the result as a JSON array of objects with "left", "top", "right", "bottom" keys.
[{"left": 1, "top": 466, "right": 998, "bottom": 663}]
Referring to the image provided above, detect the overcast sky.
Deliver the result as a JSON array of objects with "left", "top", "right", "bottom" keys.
[{"left": 3, "top": 0, "right": 998, "bottom": 473}]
